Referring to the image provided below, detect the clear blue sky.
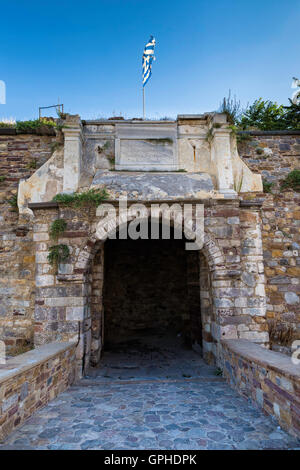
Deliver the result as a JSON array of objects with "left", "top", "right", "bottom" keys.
[{"left": 1, "top": 0, "right": 299, "bottom": 120}]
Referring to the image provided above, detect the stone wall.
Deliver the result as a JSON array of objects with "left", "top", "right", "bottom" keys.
[
  {"left": 0, "top": 128, "right": 298, "bottom": 363},
  {"left": 29, "top": 198, "right": 269, "bottom": 371},
  {"left": 0, "top": 132, "right": 57, "bottom": 353},
  {"left": 238, "top": 132, "right": 300, "bottom": 335},
  {"left": 222, "top": 339, "right": 300, "bottom": 438},
  {"left": 0, "top": 341, "right": 76, "bottom": 441},
  {"left": 203, "top": 200, "right": 268, "bottom": 362}
]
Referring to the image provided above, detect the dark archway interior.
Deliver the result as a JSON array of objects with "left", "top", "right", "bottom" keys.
[{"left": 103, "top": 225, "right": 202, "bottom": 353}]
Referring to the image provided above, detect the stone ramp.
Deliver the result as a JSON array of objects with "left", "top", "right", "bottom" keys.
[
  {"left": 1, "top": 336, "right": 299, "bottom": 450},
  {"left": 0, "top": 379, "right": 299, "bottom": 450}
]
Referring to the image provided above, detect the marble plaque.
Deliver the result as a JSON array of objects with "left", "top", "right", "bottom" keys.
[{"left": 115, "top": 123, "right": 178, "bottom": 171}]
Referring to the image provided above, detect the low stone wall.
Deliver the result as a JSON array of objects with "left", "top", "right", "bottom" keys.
[
  {"left": 222, "top": 339, "right": 300, "bottom": 438},
  {"left": 0, "top": 341, "right": 77, "bottom": 441}
]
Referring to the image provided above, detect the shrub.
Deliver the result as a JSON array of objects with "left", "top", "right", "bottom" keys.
[
  {"left": 283, "top": 99, "right": 300, "bottom": 130},
  {"left": 263, "top": 180, "right": 273, "bottom": 193},
  {"left": 280, "top": 169, "right": 300, "bottom": 191},
  {"left": 8, "top": 194, "right": 18, "bottom": 211},
  {"left": 0, "top": 122, "right": 15, "bottom": 128},
  {"left": 236, "top": 133, "right": 253, "bottom": 143},
  {"left": 219, "top": 90, "right": 243, "bottom": 125},
  {"left": 47, "top": 244, "right": 70, "bottom": 267},
  {"left": 16, "top": 119, "right": 57, "bottom": 135},
  {"left": 220, "top": 93, "right": 300, "bottom": 131},
  {"left": 26, "top": 159, "right": 37, "bottom": 170},
  {"left": 50, "top": 219, "right": 67, "bottom": 240},
  {"left": 52, "top": 188, "right": 109, "bottom": 207},
  {"left": 239, "top": 99, "right": 286, "bottom": 131}
]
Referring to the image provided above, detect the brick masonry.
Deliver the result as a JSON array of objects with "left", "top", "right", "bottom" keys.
[
  {"left": 0, "top": 341, "right": 76, "bottom": 441},
  {"left": 222, "top": 339, "right": 300, "bottom": 438}
]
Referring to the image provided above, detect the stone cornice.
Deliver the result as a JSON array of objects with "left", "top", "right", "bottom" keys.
[{"left": 28, "top": 197, "right": 240, "bottom": 210}]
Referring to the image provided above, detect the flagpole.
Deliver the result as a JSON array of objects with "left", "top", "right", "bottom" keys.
[{"left": 143, "top": 87, "right": 145, "bottom": 120}]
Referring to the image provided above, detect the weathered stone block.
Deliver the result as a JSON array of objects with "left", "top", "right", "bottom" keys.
[
  {"left": 44, "top": 297, "right": 85, "bottom": 307},
  {"left": 36, "top": 275, "right": 54, "bottom": 287},
  {"left": 66, "top": 307, "right": 85, "bottom": 321},
  {"left": 33, "top": 232, "right": 49, "bottom": 242}
]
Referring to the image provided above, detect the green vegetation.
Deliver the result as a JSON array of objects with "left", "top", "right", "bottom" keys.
[
  {"left": 56, "top": 109, "right": 67, "bottom": 120},
  {"left": 280, "top": 169, "right": 300, "bottom": 191},
  {"left": 236, "top": 132, "right": 253, "bottom": 143},
  {"left": 8, "top": 194, "right": 18, "bottom": 211},
  {"left": 47, "top": 244, "right": 70, "bottom": 268},
  {"left": 26, "top": 159, "right": 37, "bottom": 169},
  {"left": 102, "top": 141, "right": 111, "bottom": 151},
  {"left": 50, "top": 141, "right": 63, "bottom": 154},
  {"left": 0, "top": 122, "right": 14, "bottom": 128},
  {"left": 107, "top": 155, "right": 115, "bottom": 165},
  {"left": 16, "top": 118, "right": 56, "bottom": 134},
  {"left": 0, "top": 175, "right": 6, "bottom": 182},
  {"left": 213, "top": 122, "right": 222, "bottom": 129},
  {"left": 205, "top": 128, "right": 214, "bottom": 143},
  {"left": 0, "top": 118, "right": 60, "bottom": 134},
  {"left": 233, "top": 171, "right": 244, "bottom": 193},
  {"left": 50, "top": 219, "right": 67, "bottom": 240},
  {"left": 262, "top": 180, "right": 273, "bottom": 193},
  {"left": 219, "top": 91, "right": 242, "bottom": 124},
  {"left": 219, "top": 91, "right": 300, "bottom": 131},
  {"left": 98, "top": 141, "right": 115, "bottom": 167},
  {"left": 48, "top": 219, "right": 69, "bottom": 270},
  {"left": 239, "top": 99, "right": 286, "bottom": 131},
  {"left": 52, "top": 188, "right": 109, "bottom": 207},
  {"left": 283, "top": 100, "right": 300, "bottom": 130}
]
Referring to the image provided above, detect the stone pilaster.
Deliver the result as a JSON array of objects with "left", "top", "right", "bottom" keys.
[
  {"left": 62, "top": 116, "right": 83, "bottom": 193},
  {"left": 211, "top": 126, "right": 237, "bottom": 197}
]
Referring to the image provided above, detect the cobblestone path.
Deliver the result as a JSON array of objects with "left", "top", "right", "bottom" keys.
[{"left": 1, "top": 338, "right": 299, "bottom": 450}]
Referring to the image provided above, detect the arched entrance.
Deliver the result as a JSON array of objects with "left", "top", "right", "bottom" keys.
[
  {"left": 83, "top": 214, "right": 228, "bottom": 375},
  {"left": 31, "top": 200, "right": 269, "bottom": 379},
  {"left": 94, "top": 225, "right": 206, "bottom": 378}
]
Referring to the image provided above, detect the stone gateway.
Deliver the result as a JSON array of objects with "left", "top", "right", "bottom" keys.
[{"left": 0, "top": 112, "right": 299, "bottom": 442}]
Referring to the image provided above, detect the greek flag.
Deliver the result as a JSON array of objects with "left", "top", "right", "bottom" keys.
[{"left": 142, "top": 36, "right": 156, "bottom": 87}]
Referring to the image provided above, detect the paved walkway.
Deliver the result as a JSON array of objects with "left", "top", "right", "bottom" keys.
[{"left": 1, "top": 336, "right": 299, "bottom": 450}]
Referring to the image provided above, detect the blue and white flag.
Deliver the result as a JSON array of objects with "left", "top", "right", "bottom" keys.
[{"left": 142, "top": 36, "right": 156, "bottom": 87}]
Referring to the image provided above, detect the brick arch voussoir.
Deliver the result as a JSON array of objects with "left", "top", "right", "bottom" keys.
[{"left": 75, "top": 214, "right": 227, "bottom": 276}]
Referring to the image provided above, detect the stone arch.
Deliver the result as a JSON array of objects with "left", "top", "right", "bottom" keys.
[
  {"left": 74, "top": 208, "right": 227, "bottom": 277},
  {"left": 73, "top": 209, "right": 232, "bottom": 371}
]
